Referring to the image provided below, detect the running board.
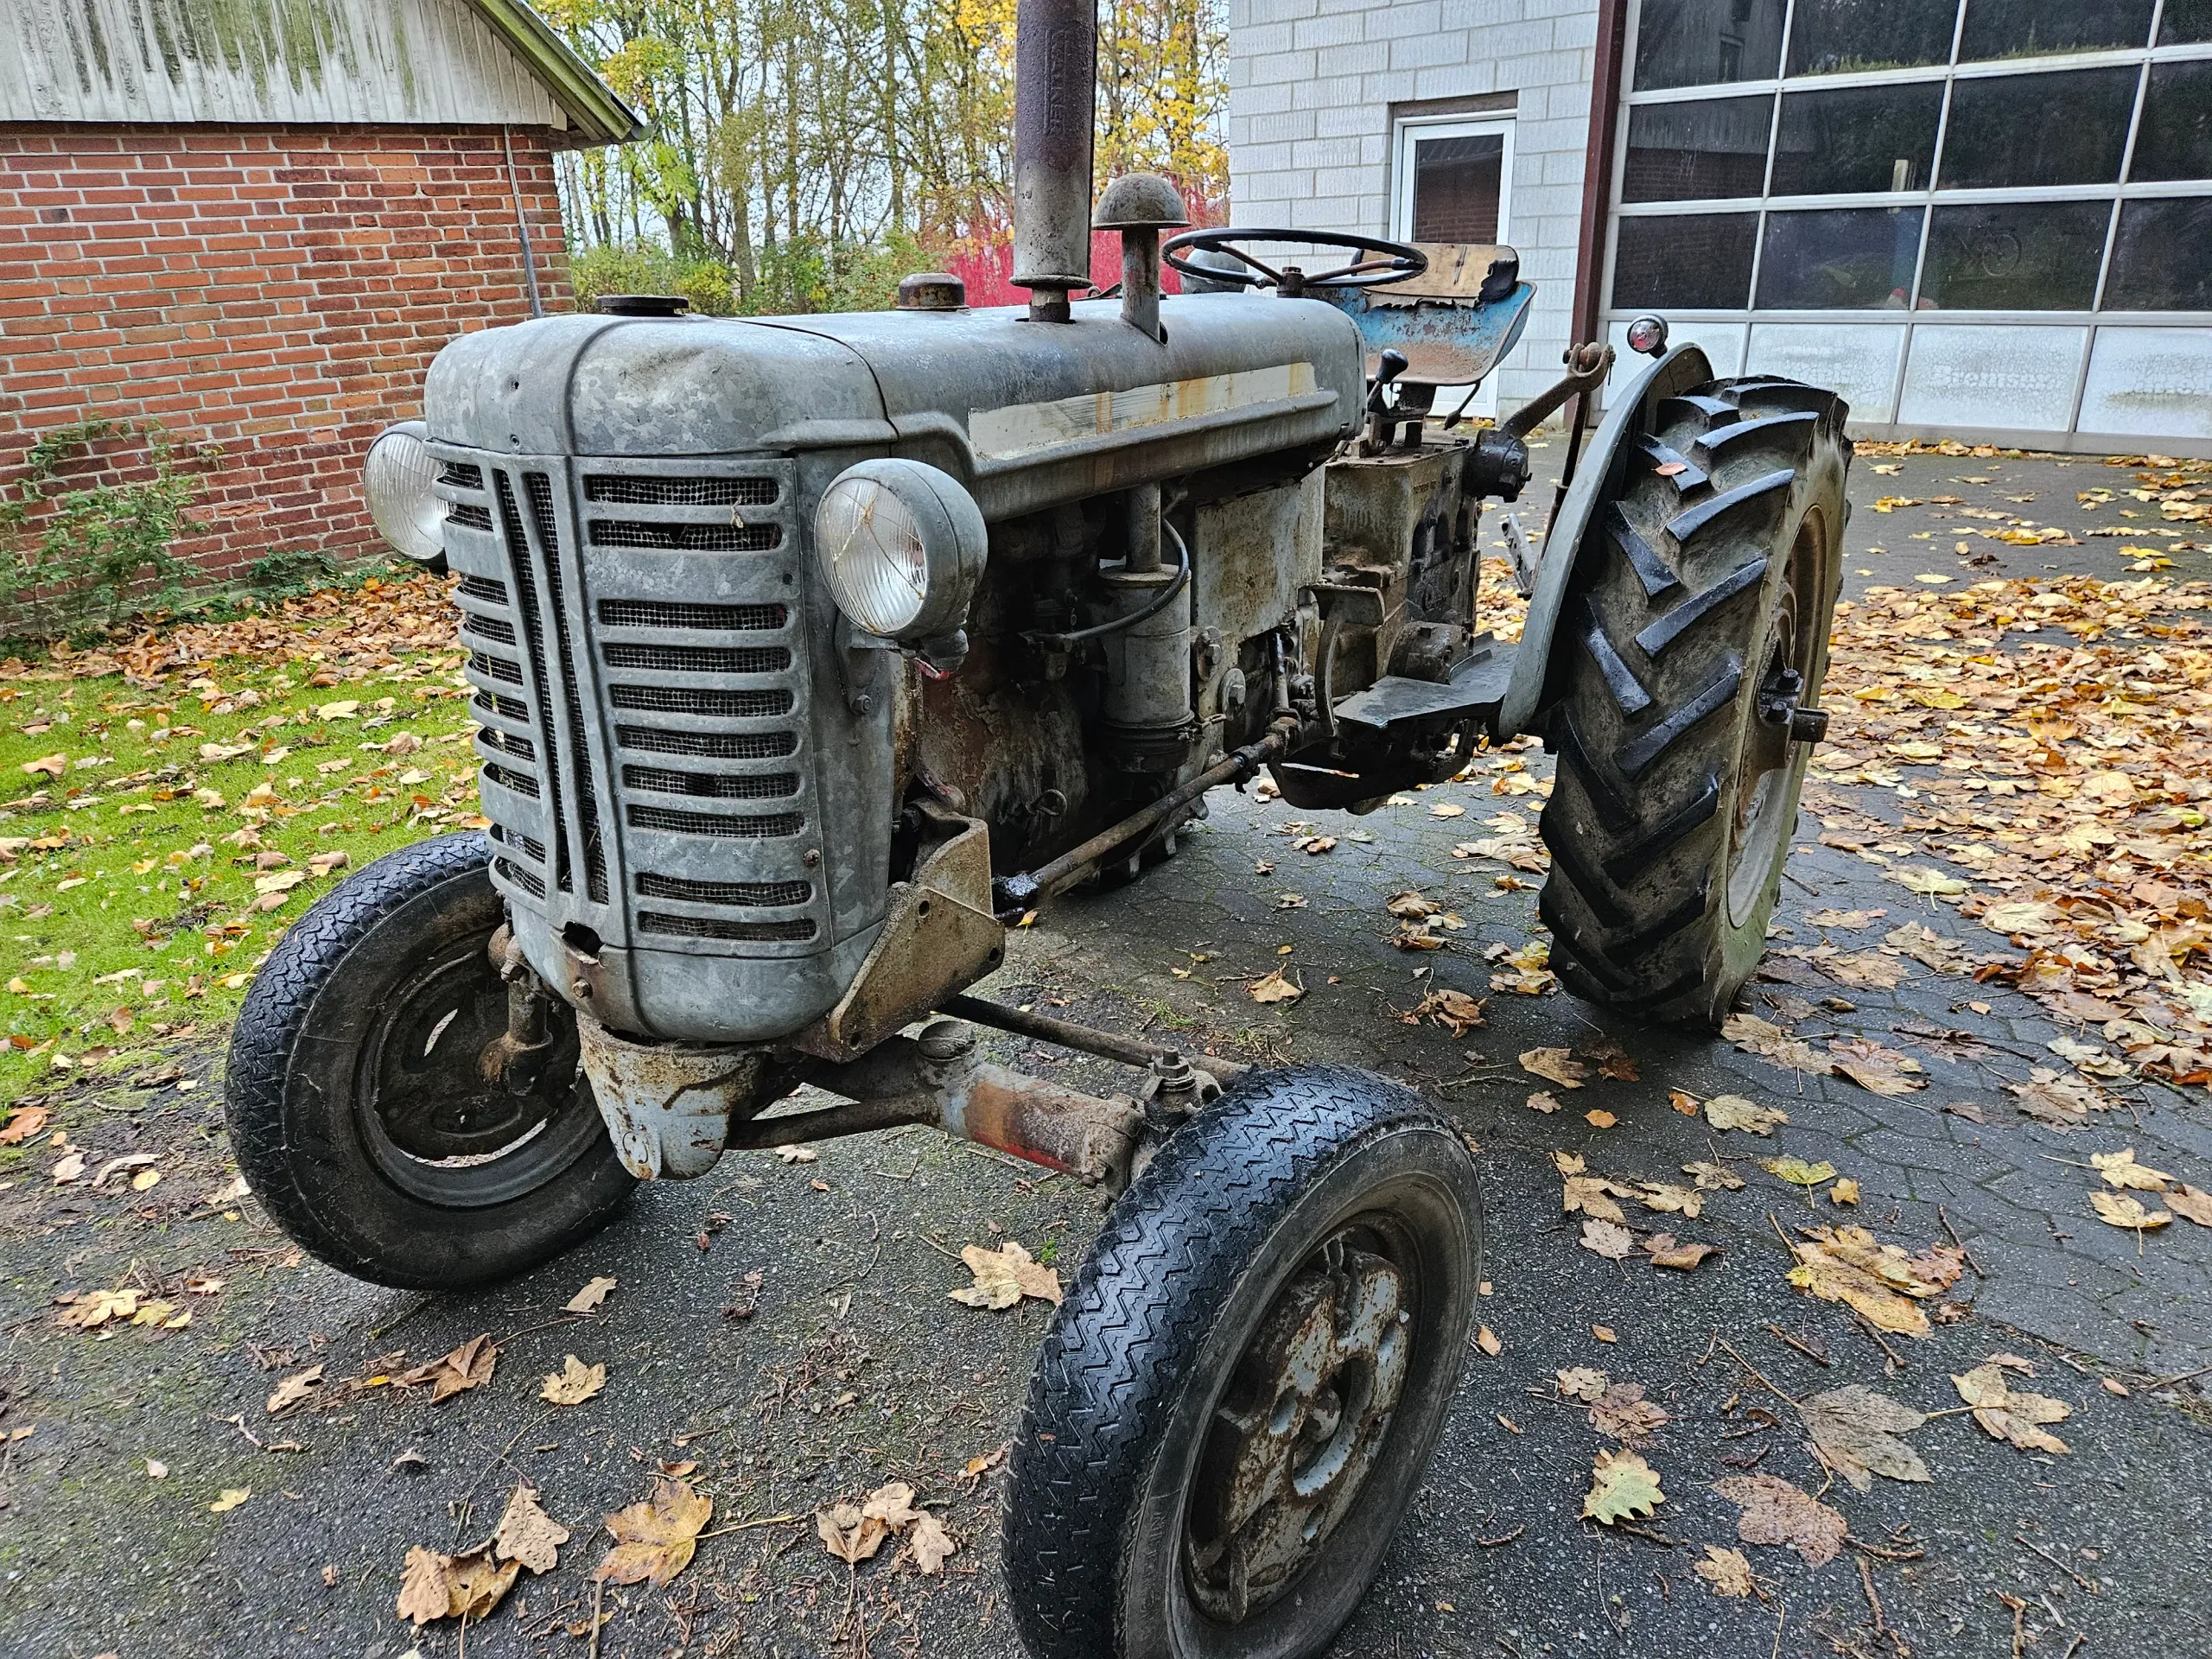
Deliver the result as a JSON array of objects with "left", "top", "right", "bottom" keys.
[{"left": 1330, "top": 636, "right": 1516, "bottom": 736}]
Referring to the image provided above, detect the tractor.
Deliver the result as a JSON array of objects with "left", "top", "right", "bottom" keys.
[{"left": 226, "top": 2, "right": 1850, "bottom": 1650}]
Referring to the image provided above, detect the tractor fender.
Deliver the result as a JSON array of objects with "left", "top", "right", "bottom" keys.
[{"left": 1497, "top": 341, "right": 1714, "bottom": 739}]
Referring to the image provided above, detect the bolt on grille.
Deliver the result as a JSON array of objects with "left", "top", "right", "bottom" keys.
[
  {"left": 596, "top": 599, "right": 787, "bottom": 632},
  {"left": 615, "top": 725, "right": 796, "bottom": 760},
  {"left": 587, "top": 520, "right": 783, "bottom": 552},
  {"left": 639, "top": 912, "right": 817, "bottom": 942},
  {"left": 635, "top": 872, "right": 811, "bottom": 907},
  {"left": 582, "top": 475, "right": 778, "bottom": 507},
  {"left": 607, "top": 684, "right": 793, "bottom": 718}
]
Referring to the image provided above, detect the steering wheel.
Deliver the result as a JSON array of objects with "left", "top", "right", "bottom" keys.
[{"left": 1161, "top": 228, "right": 1428, "bottom": 296}]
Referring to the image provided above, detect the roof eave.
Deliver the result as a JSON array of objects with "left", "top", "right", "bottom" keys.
[{"left": 467, "top": 0, "right": 646, "bottom": 147}]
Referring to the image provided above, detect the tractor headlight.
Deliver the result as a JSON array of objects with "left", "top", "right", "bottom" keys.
[
  {"left": 814, "top": 460, "right": 987, "bottom": 645},
  {"left": 363, "top": 422, "right": 443, "bottom": 563}
]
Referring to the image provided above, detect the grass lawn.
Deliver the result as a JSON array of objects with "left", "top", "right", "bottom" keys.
[{"left": 0, "top": 570, "right": 469, "bottom": 1133}]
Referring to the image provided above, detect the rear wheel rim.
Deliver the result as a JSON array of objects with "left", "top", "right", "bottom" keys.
[
  {"left": 1726, "top": 507, "right": 1827, "bottom": 928},
  {"left": 353, "top": 931, "right": 600, "bottom": 1207}
]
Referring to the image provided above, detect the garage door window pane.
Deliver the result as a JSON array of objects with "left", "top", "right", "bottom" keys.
[
  {"left": 1771, "top": 81, "right": 1943, "bottom": 195},
  {"left": 1920, "top": 200, "right": 2109, "bottom": 309},
  {"left": 1939, "top": 67, "right": 2137, "bottom": 188},
  {"left": 2163, "top": 0, "right": 2212, "bottom": 45},
  {"left": 2106, "top": 198, "right": 2212, "bottom": 310},
  {"left": 1623, "top": 98, "right": 1773, "bottom": 201},
  {"left": 1410, "top": 133, "right": 1505, "bottom": 243},
  {"left": 1612, "top": 214, "right": 1758, "bottom": 309},
  {"left": 1633, "top": 0, "right": 1785, "bottom": 90},
  {"left": 1758, "top": 207, "right": 1923, "bottom": 308},
  {"left": 1787, "top": 0, "right": 1960, "bottom": 76},
  {"left": 1959, "top": 0, "right": 2155, "bottom": 60},
  {"left": 2132, "top": 60, "right": 2212, "bottom": 182}
]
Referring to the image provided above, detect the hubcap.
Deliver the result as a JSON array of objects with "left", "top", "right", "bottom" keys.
[
  {"left": 1726, "top": 509, "right": 1828, "bottom": 928},
  {"left": 1185, "top": 1230, "right": 1412, "bottom": 1623},
  {"left": 355, "top": 933, "right": 598, "bottom": 1207}
]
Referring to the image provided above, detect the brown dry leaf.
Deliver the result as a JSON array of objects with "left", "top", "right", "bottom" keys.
[
  {"left": 1669, "top": 1090, "right": 1702, "bottom": 1116},
  {"left": 1786, "top": 1225, "right": 1965, "bottom": 1337},
  {"left": 1714, "top": 1472, "right": 1847, "bottom": 1566},
  {"left": 2090, "top": 1148, "right": 2173, "bottom": 1191},
  {"left": 597, "top": 1478, "right": 713, "bottom": 1585},
  {"left": 0, "top": 1105, "right": 50, "bottom": 1144},
  {"left": 1644, "top": 1234, "right": 1717, "bottom": 1270},
  {"left": 2169, "top": 1185, "right": 2212, "bottom": 1227},
  {"left": 1828, "top": 1038, "right": 1928, "bottom": 1096},
  {"left": 1580, "top": 1218, "right": 1637, "bottom": 1261},
  {"left": 1412, "top": 988, "right": 1485, "bottom": 1034},
  {"left": 1831, "top": 1177, "right": 1861, "bottom": 1205},
  {"left": 1387, "top": 891, "right": 1441, "bottom": 920},
  {"left": 1518, "top": 1046, "right": 1586, "bottom": 1089},
  {"left": 1525, "top": 1090, "right": 1562, "bottom": 1115},
  {"left": 564, "top": 1275, "right": 617, "bottom": 1313},
  {"left": 397, "top": 1335, "right": 498, "bottom": 1403},
  {"left": 1588, "top": 1382, "right": 1669, "bottom": 1446},
  {"left": 2089, "top": 1191, "right": 2171, "bottom": 1231},
  {"left": 397, "top": 1547, "right": 455, "bottom": 1626},
  {"left": 949, "top": 1241, "right": 1062, "bottom": 1310},
  {"left": 493, "top": 1484, "right": 570, "bottom": 1574},
  {"left": 862, "top": 1480, "right": 925, "bottom": 1529},
  {"left": 1683, "top": 1160, "right": 1746, "bottom": 1191},
  {"left": 906, "top": 1510, "right": 958, "bottom": 1574},
  {"left": 1702, "top": 1095, "right": 1789, "bottom": 1135},
  {"left": 818, "top": 1502, "right": 891, "bottom": 1565},
  {"left": 1475, "top": 1325, "right": 1503, "bottom": 1357},
  {"left": 1953, "top": 1363, "right": 2072, "bottom": 1455},
  {"left": 1637, "top": 1182, "right": 1703, "bottom": 1217},
  {"left": 1585, "top": 1109, "right": 1618, "bottom": 1128},
  {"left": 57, "top": 1288, "right": 138, "bottom": 1330},
  {"left": 264, "top": 1364, "right": 323, "bottom": 1416},
  {"left": 1721, "top": 1014, "right": 1832, "bottom": 1076},
  {"left": 1694, "top": 1544, "right": 1757, "bottom": 1598},
  {"left": 448, "top": 1551, "right": 523, "bottom": 1621},
  {"left": 1805, "top": 908, "right": 1885, "bottom": 930},
  {"left": 1798, "top": 1384, "right": 1932, "bottom": 1492},
  {"left": 1821, "top": 950, "right": 1909, "bottom": 990},
  {"left": 2008, "top": 1068, "right": 2108, "bottom": 1128},
  {"left": 1582, "top": 1450, "right": 1664, "bottom": 1525},
  {"left": 1560, "top": 1168, "right": 1630, "bottom": 1227},
  {"left": 1556, "top": 1367, "right": 1610, "bottom": 1402},
  {"left": 1248, "top": 968, "right": 1303, "bottom": 1006},
  {"left": 541, "top": 1354, "right": 608, "bottom": 1407}
]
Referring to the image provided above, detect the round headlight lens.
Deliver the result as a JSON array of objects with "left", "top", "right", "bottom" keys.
[
  {"left": 817, "top": 474, "right": 930, "bottom": 635},
  {"left": 364, "top": 423, "right": 443, "bottom": 563},
  {"left": 813, "top": 461, "right": 988, "bottom": 644}
]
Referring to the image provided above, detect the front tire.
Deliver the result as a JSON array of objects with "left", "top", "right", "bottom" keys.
[
  {"left": 1537, "top": 375, "right": 1851, "bottom": 1027},
  {"left": 224, "top": 832, "right": 634, "bottom": 1289},
  {"left": 1005, "top": 1067, "right": 1482, "bottom": 1659}
]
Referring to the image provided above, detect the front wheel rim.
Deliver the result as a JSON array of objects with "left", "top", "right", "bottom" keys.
[{"left": 1726, "top": 507, "right": 1828, "bottom": 929}]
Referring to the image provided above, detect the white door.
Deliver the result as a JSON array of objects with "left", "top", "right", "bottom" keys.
[{"left": 1392, "top": 117, "right": 1516, "bottom": 417}]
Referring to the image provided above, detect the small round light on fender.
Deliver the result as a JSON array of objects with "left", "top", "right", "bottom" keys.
[{"left": 1625, "top": 315, "right": 1670, "bottom": 358}]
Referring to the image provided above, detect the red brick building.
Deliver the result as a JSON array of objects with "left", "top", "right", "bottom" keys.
[{"left": 0, "top": 0, "right": 639, "bottom": 597}]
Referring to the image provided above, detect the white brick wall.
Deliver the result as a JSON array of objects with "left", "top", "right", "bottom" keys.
[{"left": 1228, "top": 0, "right": 1602, "bottom": 408}]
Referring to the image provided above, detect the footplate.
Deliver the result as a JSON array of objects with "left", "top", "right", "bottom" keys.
[{"left": 1329, "top": 637, "right": 1515, "bottom": 735}]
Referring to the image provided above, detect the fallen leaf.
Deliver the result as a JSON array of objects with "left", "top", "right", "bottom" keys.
[
  {"left": 0, "top": 1106, "right": 51, "bottom": 1144},
  {"left": 1799, "top": 1385, "right": 1931, "bottom": 1492},
  {"left": 1830, "top": 1178, "right": 1861, "bottom": 1205},
  {"left": 1763, "top": 1155, "right": 1839, "bottom": 1189},
  {"left": 1430, "top": 802, "right": 1466, "bottom": 818},
  {"left": 907, "top": 1510, "right": 957, "bottom": 1573},
  {"left": 397, "top": 1547, "right": 454, "bottom": 1625},
  {"left": 1584, "top": 1109, "right": 1618, "bottom": 1128},
  {"left": 1557, "top": 1368, "right": 1610, "bottom": 1402},
  {"left": 493, "top": 1484, "right": 571, "bottom": 1574},
  {"left": 1582, "top": 1450, "right": 1663, "bottom": 1525},
  {"left": 264, "top": 1364, "right": 323, "bottom": 1416},
  {"left": 1588, "top": 1382, "right": 1669, "bottom": 1446},
  {"left": 1669, "top": 1090, "right": 1701, "bottom": 1116},
  {"left": 145, "top": 1458, "right": 167, "bottom": 1479},
  {"left": 817, "top": 1502, "right": 890, "bottom": 1564},
  {"left": 1247, "top": 968, "right": 1303, "bottom": 1006},
  {"left": 2089, "top": 1191, "right": 2171, "bottom": 1231},
  {"left": 1580, "top": 1218, "right": 1637, "bottom": 1260},
  {"left": 1387, "top": 891, "right": 1440, "bottom": 920},
  {"left": 1721, "top": 1014, "right": 1832, "bottom": 1076},
  {"left": 1525, "top": 1090, "right": 1562, "bottom": 1114},
  {"left": 20, "top": 753, "right": 66, "bottom": 778},
  {"left": 1683, "top": 1160, "right": 1745, "bottom": 1191},
  {"left": 1702, "top": 1095, "right": 1789, "bottom": 1135},
  {"left": 564, "top": 1275, "right": 617, "bottom": 1313},
  {"left": 1412, "top": 988, "right": 1485, "bottom": 1034},
  {"left": 1519, "top": 1046, "right": 1586, "bottom": 1089},
  {"left": 1644, "top": 1234, "right": 1717, "bottom": 1270},
  {"left": 209, "top": 1487, "right": 251, "bottom": 1514},
  {"left": 1694, "top": 1544, "right": 1756, "bottom": 1598},
  {"left": 776, "top": 1145, "right": 818, "bottom": 1164},
  {"left": 948, "top": 1241, "right": 1061, "bottom": 1310},
  {"left": 1891, "top": 866, "right": 1968, "bottom": 898},
  {"left": 1786, "top": 1225, "right": 1965, "bottom": 1337},
  {"left": 307, "top": 849, "right": 351, "bottom": 879},
  {"left": 1714, "top": 1472, "right": 1847, "bottom": 1566},
  {"left": 396, "top": 1334, "right": 498, "bottom": 1403},
  {"left": 1953, "top": 1363, "right": 2072, "bottom": 1455},
  {"left": 541, "top": 1354, "right": 608, "bottom": 1407},
  {"left": 597, "top": 1478, "right": 712, "bottom": 1585},
  {"left": 2090, "top": 1149, "right": 2173, "bottom": 1192},
  {"left": 1827, "top": 1039, "right": 1928, "bottom": 1096},
  {"left": 2169, "top": 1185, "right": 2212, "bottom": 1227},
  {"left": 1476, "top": 1325, "right": 1503, "bottom": 1357}
]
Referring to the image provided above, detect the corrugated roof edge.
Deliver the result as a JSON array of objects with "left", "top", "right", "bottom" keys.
[{"left": 467, "top": 0, "right": 646, "bottom": 147}]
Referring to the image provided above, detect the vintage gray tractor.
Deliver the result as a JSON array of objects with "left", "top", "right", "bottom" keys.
[{"left": 226, "top": 3, "right": 1849, "bottom": 1651}]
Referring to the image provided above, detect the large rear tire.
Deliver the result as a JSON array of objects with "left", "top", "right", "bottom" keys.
[{"left": 1536, "top": 376, "right": 1850, "bottom": 1027}]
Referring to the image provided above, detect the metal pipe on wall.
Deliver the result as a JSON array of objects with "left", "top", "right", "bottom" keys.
[{"left": 1012, "top": 0, "right": 1098, "bottom": 322}]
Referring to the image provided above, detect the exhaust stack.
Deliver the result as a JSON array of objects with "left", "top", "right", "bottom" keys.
[{"left": 1012, "top": 0, "right": 1096, "bottom": 322}]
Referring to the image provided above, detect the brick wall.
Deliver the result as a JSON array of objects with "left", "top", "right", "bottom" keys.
[
  {"left": 0, "top": 123, "right": 572, "bottom": 588},
  {"left": 1226, "top": 0, "right": 1600, "bottom": 410}
]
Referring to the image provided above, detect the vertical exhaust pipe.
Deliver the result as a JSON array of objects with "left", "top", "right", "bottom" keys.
[{"left": 1012, "top": 0, "right": 1096, "bottom": 323}]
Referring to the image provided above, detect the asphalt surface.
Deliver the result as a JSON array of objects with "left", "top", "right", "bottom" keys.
[{"left": 3, "top": 437, "right": 2209, "bottom": 1659}]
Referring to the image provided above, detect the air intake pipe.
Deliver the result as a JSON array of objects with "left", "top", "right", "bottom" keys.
[{"left": 1012, "top": 0, "right": 1097, "bottom": 322}]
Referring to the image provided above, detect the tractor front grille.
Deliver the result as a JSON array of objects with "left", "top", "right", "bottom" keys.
[{"left": 435, "top": 448, "right": 822, "bottom": 958}]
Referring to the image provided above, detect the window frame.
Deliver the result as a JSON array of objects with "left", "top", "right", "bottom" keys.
[{"left": 1391, "top": 112, "right": 1517, "bottom": 252}]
